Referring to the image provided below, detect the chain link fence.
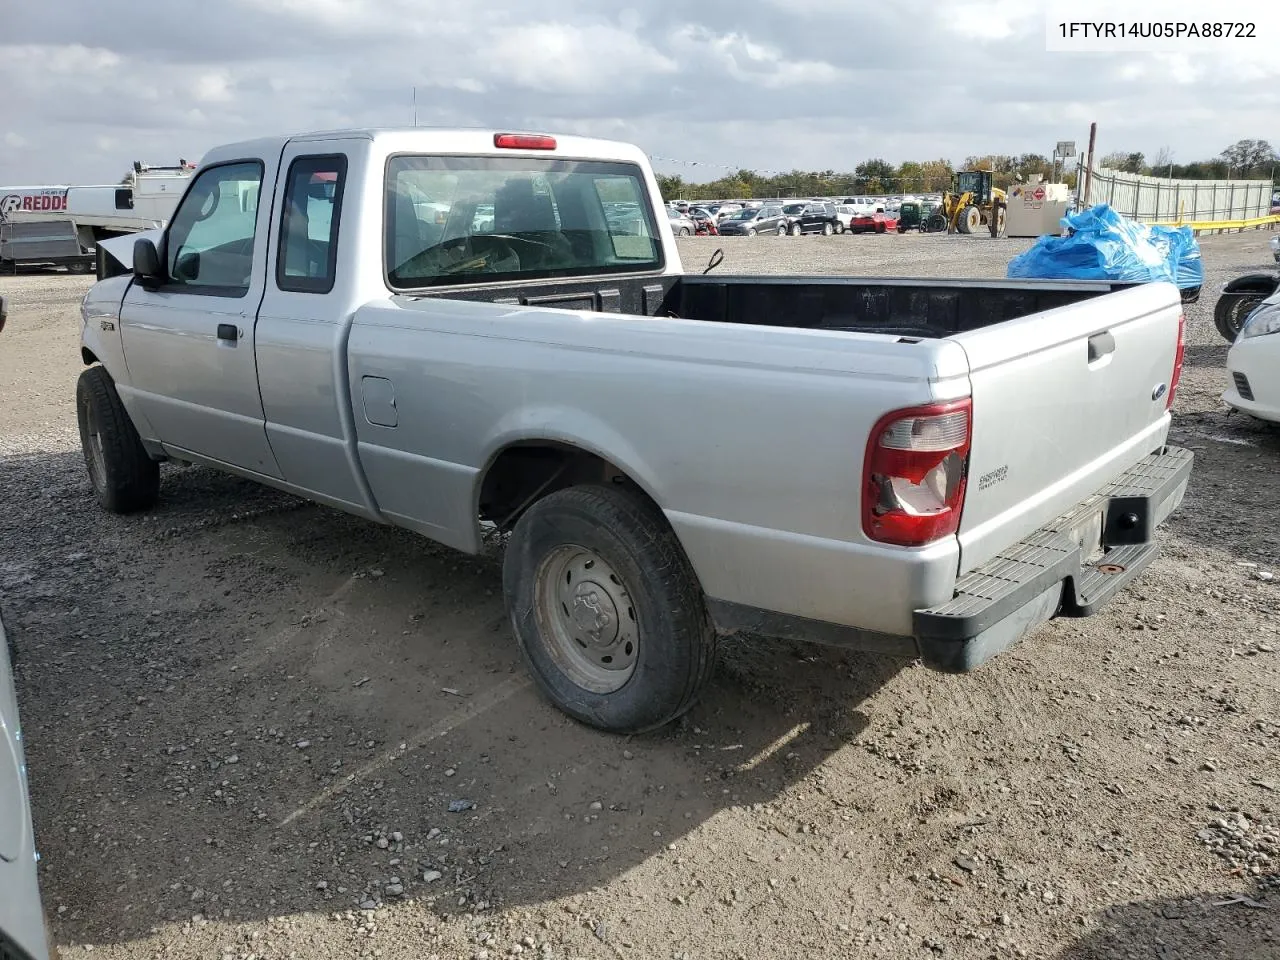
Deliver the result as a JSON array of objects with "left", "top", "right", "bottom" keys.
[{"left": 1085, "top": 167, "right": 1273, "bottom": 223}]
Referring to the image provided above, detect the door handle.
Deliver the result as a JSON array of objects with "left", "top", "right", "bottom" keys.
[
  {"left": 1087, "top": 331, "right": 1115, "bottom": 363},
  {"left": 216, "top": 323, "right": 239, "bottom": 342}
]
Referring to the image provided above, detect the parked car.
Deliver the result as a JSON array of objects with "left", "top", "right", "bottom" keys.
[
  {"left": 782, "top": 201, "right": 839, "bottom": 236},
  {"left": 717, "top": 203, "right": 786, "bottom": 236},
  {"left": 666, "top": 207, "right": 694, "bottom": 237},
  {"left": 848, "top": 211, "right": 899, "bottom": 234},
  {"left": 842, "top": 196, "right": 886, "bottom": 215},
  {"left": 1223, "top": 287, "right": 1280, "bottom": 423},
  {"left": 82, "top": 127, "right": 1191, "bottom": 734},
  {"left": 834, "top": 205, "right": 859, "bottom": 233},
  {"left": 1271, "top": 234, "right": 1279, "bottom": 262}
]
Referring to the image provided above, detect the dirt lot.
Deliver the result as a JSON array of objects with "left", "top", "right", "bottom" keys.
[{"left": 3, "top": 231, "right": 1280, "bottom": 960}]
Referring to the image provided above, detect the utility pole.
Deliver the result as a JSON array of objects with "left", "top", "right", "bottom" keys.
[{"left": 1083, "top": 122, "right": 1097, "bottom": 206}]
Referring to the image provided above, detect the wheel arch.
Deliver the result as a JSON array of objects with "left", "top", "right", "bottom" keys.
[{"left": 474, "top": 433, "right": 667, "bottom": 536}]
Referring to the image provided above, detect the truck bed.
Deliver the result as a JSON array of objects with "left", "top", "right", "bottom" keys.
[{"left": 415, "top": 273, "right": 1126, "bottom": 339}]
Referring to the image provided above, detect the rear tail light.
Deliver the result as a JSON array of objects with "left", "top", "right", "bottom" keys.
[
  {"left": 863, "top": 399, "right": 972, "bottom": 547},
  {"left": 494, "top": 133, "right": 557, "bottom": 150},
  {"left": 1166, "top": 313, "right": 1186, "bottom": 410}
]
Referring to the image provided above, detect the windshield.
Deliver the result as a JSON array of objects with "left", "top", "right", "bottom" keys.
[
  {"left": 783, "top": 204, "right": 805, "bottom": 215},
  {"left": 385, "top": 155, "right": 662, "bottom": 288},
  {"left": 728, "top": 208, "right": 758, "bottom": 220}
]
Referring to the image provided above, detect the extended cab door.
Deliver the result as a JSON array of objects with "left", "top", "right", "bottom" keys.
[{"left": 116, "top": 156, "right": 283, "bottom": 477}]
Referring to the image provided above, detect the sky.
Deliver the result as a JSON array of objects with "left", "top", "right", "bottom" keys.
[{"left": 0, "top": 0, "right": 1277, "bottom": 186}]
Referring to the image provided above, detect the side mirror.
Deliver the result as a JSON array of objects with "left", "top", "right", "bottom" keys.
[{"left": 133, "top": 238, "right": 163, "bottom": 290}]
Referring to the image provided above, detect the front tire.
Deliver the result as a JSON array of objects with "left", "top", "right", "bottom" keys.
[
  {"left": 789, "top": 223, "right": 802, "bottom": 236},
  {"left": 746, "top": 228, "right": 757, "bottom": 237},
  {"left": 76, "top": 366, "right": 160, "bottom": 513},
  {"left": 678, "top": 226, "right": 692, "bottom": 237},
  {"left": 822, "top": 222, "right": 833, "bottom": 236},
  {"left": 1215, "top": 294, "right": 1265, "bottom": 341},
  {"left": 503, "top": 484, "right": 718, "bottom": 734},
  {"left": 958, "top": 205, "right": 980, "bottom": 234}
]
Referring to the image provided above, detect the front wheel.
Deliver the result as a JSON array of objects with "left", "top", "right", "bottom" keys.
[
  {"left": 789, "top": 223, "right": 802, "bottom": 236},
  {"left": 746, "top": 228, "right": 757, "bottom": 237},
  {"left": 678, "top": 226, "right": 692, "bottom": 236},
  {"left": 776, "top": 223, "right": 788, "bottom": 236},
  {"left": 822, "top": 222, "right": 833, "bottom": 236},
  {"left": 503, "top": 484, "right": 718, "bottom": 733},
  {"left": 1215, "top": 294, "right": 1266, "bottom": 341},
  {"left": 76, "top": 366, "right": 160, "bottom": 513}
]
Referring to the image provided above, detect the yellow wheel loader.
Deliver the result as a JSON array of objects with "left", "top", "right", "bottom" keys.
[{"left": 942, "top": 170, "right": 1008, "bottom": 237}]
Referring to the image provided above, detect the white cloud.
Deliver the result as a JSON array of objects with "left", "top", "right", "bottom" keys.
[{"left": 486, "top": 23, "right": 677, "bottom": 93}]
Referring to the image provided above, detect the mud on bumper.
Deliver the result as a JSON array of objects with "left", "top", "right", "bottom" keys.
[{"left": 915, "top": 446, "right": 1194, "bottom": 672}]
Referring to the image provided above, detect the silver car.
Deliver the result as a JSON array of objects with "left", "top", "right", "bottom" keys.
[{"left": 666, "top": 206, "right": 694, "bottom": 236}]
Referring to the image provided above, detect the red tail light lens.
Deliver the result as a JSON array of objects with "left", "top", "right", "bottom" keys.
[
  {"left": 1166, "top": 313, "right": 1185, "bottom": 410},
  {"left": 862, "top": 398, "right": 972, "bottom": 547},
  {"left": 493, "top": 133, "right": 557, "bottom": 150}
]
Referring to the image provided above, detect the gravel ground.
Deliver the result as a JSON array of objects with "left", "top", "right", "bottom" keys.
[{"left": 3, "top": 230, "right": 1280, "bottom": 960}]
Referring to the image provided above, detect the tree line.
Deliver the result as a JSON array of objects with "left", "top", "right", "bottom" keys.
[{"left": 656, "top": 139, "right": 1279, "bottom": 201}]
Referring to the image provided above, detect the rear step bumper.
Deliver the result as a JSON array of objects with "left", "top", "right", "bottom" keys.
[{"left": 915, "top": 445, "right": 1194, "bottom": 672}]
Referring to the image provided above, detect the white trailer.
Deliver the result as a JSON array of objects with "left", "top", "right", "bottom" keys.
[{"left": 0, "top": 161, "right": 195, "bottom": 271}]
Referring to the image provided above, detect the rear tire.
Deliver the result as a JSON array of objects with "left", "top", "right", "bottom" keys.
[
  {"left": 76, "top": 366, "right": 160, "bottom": 513},
  {"left": 822, "top": 222, "right": 833, "bottom": 236},
  {"left": 503, "top": 484, "right": 718, "bottom": 734},
  {"left": 746, "top": 228, "right": 757, "bottom": 237},
  {"left": 678, "top": 226, "right": 691, "bottom": 236},
  {"left": 776, "top": 223, "right": 787, "bottom": 236}
]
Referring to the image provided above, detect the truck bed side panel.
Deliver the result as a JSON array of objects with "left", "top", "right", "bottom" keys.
[{"left": 346, "top": 296, "right": 972, "bottom": 634}]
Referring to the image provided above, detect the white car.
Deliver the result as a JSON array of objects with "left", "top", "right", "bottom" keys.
[
  {"left": 1224, "top": 290, "right": 1280, "bottom": 423},
  {"left": 1269, "top": 233, "right": 1278, "bottom": 263}
]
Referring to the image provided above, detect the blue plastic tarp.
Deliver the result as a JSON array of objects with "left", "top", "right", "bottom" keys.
[{"left": 1007, "top": 203, "right": 1203, "bottom": 290}]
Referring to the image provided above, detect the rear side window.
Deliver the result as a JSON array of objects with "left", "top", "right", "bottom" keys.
[
  {"left": 277, "top": 154, "right": 347, "bottom": 294},
  {"left": 384, "top": 155, "right": 663, "bottom": 289}
]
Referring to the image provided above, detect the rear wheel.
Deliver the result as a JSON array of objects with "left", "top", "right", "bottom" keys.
[
  {"left": 822, "top": 222, "right": 833, "bottom": 236},
  {"left": 958, "top": 205, "right": 980, "bottom": 234},
  {"left": 503, "top": 484, "right": 718, "bottom": 733},
  {"left": 746, "top": 228, "right": 757, "bottom": 237},
  {"left": 835, "top": 222, "right": 845, "bottom": 234},
  {"left": 678, "top": 226, "right": 692, "bottom": 237},
  {"left": 776, "top": 223, "right": 788, "bottom": 236},
  {"left": 76, "top": 366, "right": 160, "bottom": 513}
]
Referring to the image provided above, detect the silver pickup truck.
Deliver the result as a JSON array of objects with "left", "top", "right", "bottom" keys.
[{"left": 79, "top": 128, "right": 1193, "bottom": 733}]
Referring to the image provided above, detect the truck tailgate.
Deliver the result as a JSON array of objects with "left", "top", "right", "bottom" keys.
[{"left": 951, "top": 282, "right": 1183, "bottom": 574}]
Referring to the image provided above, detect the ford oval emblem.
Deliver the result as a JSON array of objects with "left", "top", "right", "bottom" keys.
[{"left": 1152, "top": 382, "right": 1168, "bottom": 402}]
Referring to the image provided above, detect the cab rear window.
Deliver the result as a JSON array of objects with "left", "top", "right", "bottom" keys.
[{"left": 385, "top": 155, "right": 663, "bottom": 288}]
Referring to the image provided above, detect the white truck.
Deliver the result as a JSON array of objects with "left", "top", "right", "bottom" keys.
[{"left": 79, "top": 128, "right": 1192, "bottom": 733}]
